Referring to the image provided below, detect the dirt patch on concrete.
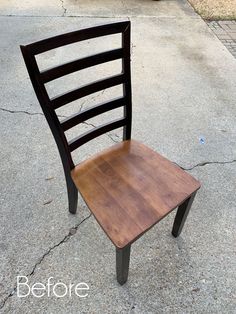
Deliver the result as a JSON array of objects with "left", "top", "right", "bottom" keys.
[{"left": 188, "top": 0, "right": 236, "bottom": 20}]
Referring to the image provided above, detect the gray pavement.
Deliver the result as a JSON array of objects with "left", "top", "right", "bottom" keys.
[
  {"left": 0, "top": 1, "right": 236, "bottom": 313},
  {"left": 207, "top": 20, "right": 236, "bottom": 58}
]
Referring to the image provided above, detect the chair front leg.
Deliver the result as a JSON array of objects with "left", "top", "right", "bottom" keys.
[
  {"left": 116, "top": 244, "right": 131, "bottom": 285},
  {"left": 172, "top": 192, "right": 197, "bottom": 237},
  {"left": 65, "top": 172, "right": 78, "bottom": 215}
]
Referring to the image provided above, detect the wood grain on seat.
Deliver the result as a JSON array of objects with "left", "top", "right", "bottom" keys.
[{"left": 71, "top": 140, "right": 200, "bottom": 248}]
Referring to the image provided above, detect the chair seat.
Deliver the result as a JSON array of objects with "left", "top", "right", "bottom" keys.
[{"left": 71, "top": 140, "right": 200, "bottom": 248}]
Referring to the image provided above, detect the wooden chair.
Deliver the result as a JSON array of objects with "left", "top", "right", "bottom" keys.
[{"left": 20, "top": 21, "right": 201, "bottom": 285}]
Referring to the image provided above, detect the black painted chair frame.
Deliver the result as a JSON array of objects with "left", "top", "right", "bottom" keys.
[{"left": 21, "top": 21, "right": 195, "bottom": 285}]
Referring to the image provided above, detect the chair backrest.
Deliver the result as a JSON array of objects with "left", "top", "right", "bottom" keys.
[{"left": 20, "top": 21, "right": 132, "bottom": 170}]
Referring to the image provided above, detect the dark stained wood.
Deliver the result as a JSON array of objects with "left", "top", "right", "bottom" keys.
[
  {"left": 122, "top": 22, "right": 132, "bottom": 140},
  {"left": 51, "top": 73, "right": 126, "bottom": 109},
  {"left": 21, "top": 21, "right": 131, "bottom": 161},
  {"left": 27, "top": 21, "right": 129, "bottom": 55},
  {"left": 71, "top": 140, "right": 201, "bottom": 249},
  {"left": 116, "top": 245, "right": 131, "bottom": 285},
  {"left": 172, "top": 192, "right": 197, "bottom": 237},
  {"left": 61, "top": 97, "right": 126, "bottom": 131},
  {"left": 41, "top": 49, "right": 124, "bottom": 83},
  {"left": 20, "top": 21, "right": 132, "bottom": 216},
  {"left": 68, "top": 118, "right": 127, "bottom": 152}
]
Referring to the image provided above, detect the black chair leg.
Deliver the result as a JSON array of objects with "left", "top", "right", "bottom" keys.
[
  {"left": 172, "top": 192, "right": 196, "bottom": 237},
  {"left": 65, "top": 174, "right": 78, "bottom": 214},
  {"left": 116, "top": 245, "right": 131, "bottom": 285}
]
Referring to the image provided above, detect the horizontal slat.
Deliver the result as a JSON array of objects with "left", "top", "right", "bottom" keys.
[
  {"left": 41, "top": 49, "right": 124, "bottom": 83},
  {"left": 51, "top": 74, "right": 126, "bottom": 109},
  {"left": 69, "top": 118, "right": 127, "bottom": 152},
  {"left": 25, "top": 22, "right": 130, "bottom": 55},
  {"left": 61, "top": 97, "right": 126, "bottom": 131}
]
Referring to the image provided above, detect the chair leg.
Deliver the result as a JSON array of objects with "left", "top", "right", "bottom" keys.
[
  {"left": 116, "top": 245, "right": 131, "bottom": 285},
  {"left": 172, "top": 192, "right": 196, "bottom": 238},
  {"left": 65, "top": 174, "right": 78, "bottom": 214}
]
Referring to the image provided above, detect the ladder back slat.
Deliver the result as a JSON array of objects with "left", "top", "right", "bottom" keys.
[
  {"left": 41, "top": 48, "right": 124, "bottom": 83},
  {"left": 20, "top": 21, "right": 131, "bottom": 166},
  {"left": 51, "top": 74, "right": 126, "bottom": 109},
  {"left": 61, "top": 97, "right": 126, "bottom": 131},
  {"left": 69, "top": 118, "right": 127, "bottom": 152}
]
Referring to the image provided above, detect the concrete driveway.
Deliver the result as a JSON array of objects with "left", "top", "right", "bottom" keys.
[{"left": 0, "top": 0, "right": 236, "bottom": 313}]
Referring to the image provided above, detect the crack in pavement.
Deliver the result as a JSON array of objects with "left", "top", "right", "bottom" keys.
[
  {"left": 107, "top": 132, "right": 121, "bottom": 143},
  {"left": 0, "top": 105, "right": 120, "bottom": 144},
  {"left": 175, "top": 159, "right": 236, "bottom": 171},
  {"left": 76, "top": 89, "right": 121, "bottom": 143},
  {"left": 79, "top": 89, "right": 106, "bottom": 113},
  {"left": 0, "top": 107, "right": 45, "bottom": 117},
  {"left": 1, "top": 116, "right": 236, "bottom": 310},
  {"left": 125, "top": 288, "right": 136, "bottom": 314},
  {"left": 121, "top": 0, "right": 127, "bottom": 12},
  {"left": 0, "top": 107, "right": 66, "bottom": 118},
  {"left": 59, "top": 0, "right": 67, "bottom": 16},
  {"left": 0, "top": 214, "right": 91, "bottom": 310},
  {"left": 2, "top": 107, "right": 236, "bottom": 169},
  {"left": 131, "top": 42, "right": 136, "bottom": 56},
  {"left": 82, "top": 121, "right": 120, "bottom": 143}
]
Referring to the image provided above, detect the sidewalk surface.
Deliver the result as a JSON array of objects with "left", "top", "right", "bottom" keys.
[
  {"left": 0, "top": 1, "right": 236, "bottom": 313},
  {"left": 208, "top": 20, "right": 236, "bottom": 58}
]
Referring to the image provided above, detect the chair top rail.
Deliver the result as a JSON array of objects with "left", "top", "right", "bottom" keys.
[{"left": 22, "top": 21, "right": 130, "bottom": 55}]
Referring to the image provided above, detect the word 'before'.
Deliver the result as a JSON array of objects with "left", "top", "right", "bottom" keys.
[{"left": 17, "top": 276, "right": 89, "bottom": 298}]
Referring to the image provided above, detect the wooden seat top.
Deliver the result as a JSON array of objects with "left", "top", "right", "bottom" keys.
[{"left": 71, "top": 140, "right": 200, "bottom": 248}]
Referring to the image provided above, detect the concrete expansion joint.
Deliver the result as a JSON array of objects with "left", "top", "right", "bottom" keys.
[
  {"left": 0, "top": 214, "right": 91, "bottom": 311},
  {"left": 0, "top": 14, "right": 201, "bottom": 20}
]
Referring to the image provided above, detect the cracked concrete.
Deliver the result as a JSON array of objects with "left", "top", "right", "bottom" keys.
[
  {"left": 179, "top": 159, "right": 236, "bottom": 171},
  {"left": 0, "top": 107, "right": 67, "bottom": 119},
  {"left": 59, "top": 0, "right": 67, "bottom": 17},
  {"left": 173, "top": 158, "right": 236, "bottom": 172},
  {"left": 0, "top": 107, "right": 45, "bottom": 117},
  {"left": 2, "top": 104, "right": 236, "bottom": 171},
  {"left": 0, "top": 0, "right": 236, "bottom": 313},
  {"left": 0, "top": 214, "right": 91, "bottom": 310},
  {"left": 0, "top": 105, "right": 120, "bottom": 145}
]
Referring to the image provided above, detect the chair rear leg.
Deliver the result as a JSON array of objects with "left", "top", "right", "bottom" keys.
[
  {"left": 172, "top": 192, "right": 196, "bottom": 237},
  {"left": 65, "top": 173, "right": 78, "bottom": 214},
  {"left": 116, "top": 245, "right": 131, "bottom": 285}
]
